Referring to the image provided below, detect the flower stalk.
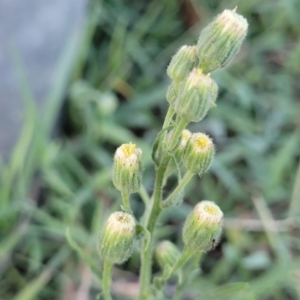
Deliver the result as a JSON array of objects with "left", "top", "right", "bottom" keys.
[{"left": 102, "top": 261, "right": 113, "bottom": 300}]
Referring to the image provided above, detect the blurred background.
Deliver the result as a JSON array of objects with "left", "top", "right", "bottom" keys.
[{"left": 1, "top": 0, "right": 300, "bottom": 299}]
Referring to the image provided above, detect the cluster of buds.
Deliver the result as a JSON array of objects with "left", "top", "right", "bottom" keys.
[
  {"left": 99, "top": 143, "right": 142, "bottom": 266},
  {"left": 98, "top": 8, "right": 248, "bottom": 293},
  {"left": 166, "top": 130, "right": 215, "bottom": 177},
  {"left": 160, "top": 8, "right": 246, "bottom": 256},
  {"left": 166, "top": 8, "right": 248, "bottom": 123}
]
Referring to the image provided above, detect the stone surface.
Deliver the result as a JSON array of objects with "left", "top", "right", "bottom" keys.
[{"left": 0, "top": 0, "right": 86, "bottom": 159}]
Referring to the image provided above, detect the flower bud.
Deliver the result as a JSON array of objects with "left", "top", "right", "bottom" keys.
[
  {"left": 196, "top": 9, "right": 248, "bottom": 73},
  {"left": 171, "top": 69, "right": 218, "bottom": 122},
  {"left": 166, "top": 82, "right": 179, "bottom": 106},
  {"left": 113, "top": 143, "right": 142, "bottom": 194},
  {"left": 155, "top": 241, "right": 181, "bottom": 270},
  {"left": 182, "top": 133, "right": 215, "bottom": 175},
  {"left": 183, "top": 201, "right": 223, "bottom": 252},
  {"left": 176, "top": 129, "right": 192, "bottom": 158},
  {"left": 167, "top": 45, "right": 198, "bottom": 82},
  {"left": 99, "top": 211, "right": 136, "bottom": 264},
  {"left": 164, "top": 129, "right": 192, "bottom": 178}
]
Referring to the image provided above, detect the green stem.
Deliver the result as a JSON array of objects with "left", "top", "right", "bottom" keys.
[
  {"left": 139, "top": 185, "right": 151, "bottom": 205},
  {"left": 161, "top": 171, "right": 194, "bottom": 208},
  {"left": 121, "top": 191, "right": 132, "bottom": 213},
  {"left": 170, "top": 247, "right": 194, "bottom": 276},
  {"left": 102, "top": 261, "right": 113, "bottom": 300},
  {"left": 151, "top": 247, "right": 194, "bottom": 293},
  {"left": 162, "top": 106, "right": 175, "bottom": 130},
  {"left": 139, "top": 118, "right": 188, "bottom": 300},
  {"left": 187, "top": 251, "right": 203, "bottom": 271},
  {"left": 173, "top": 252, "right": 202, "bottom": 300},
  {"left": 139, "top": 186, "right": 152, "bottom": 227},
  {"left": 139, "top": 155, "right": 170, "bottom": 300}
]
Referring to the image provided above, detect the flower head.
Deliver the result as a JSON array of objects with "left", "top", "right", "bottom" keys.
[
  {"left": 182, "top": 133, "right": 215, "bottom": 175},
  {"left": 171, "top": 69, "right": 218, "bottom": 122},
  {"left": 167, "top": 45, "right": 198, "bottom": 82},
  {"left": 155, "top": 240, "right": 180, "bottom": 270},
  {"left": 196, "top": 9, "right": 248, "bottom": 73},
  {"left": 183, "top": 200, "right": 223, "bottom": 252},
  {"left": 113, "top": 143, "right": 143, "bottom": 194},
  {"left": 99, "top": 211, "right": 136, "bottom": 264}
]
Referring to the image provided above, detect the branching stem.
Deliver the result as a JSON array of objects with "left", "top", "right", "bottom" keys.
[
  {"left": 139, "top": 118, "right": 188, "bottom": 300},
  {"left": 162, "top": 170, "right": 194, "bottom": 207}
]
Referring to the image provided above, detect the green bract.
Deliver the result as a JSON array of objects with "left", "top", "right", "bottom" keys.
[
  {"left": 182, "top": 132, "right": 215, "bottom": 175},
  {"left": 99, "top": 212, "right": 136, "bottom": 264},
  {"left": 171, "top": 69, "right": 218, "bottom": 123},
  {"left": 113, "top": 143, "right": 143, "bottom": 194},
  {"left": 166, "top": 82, "right": 179, "bottom": 106},
  {"left": 167, "top": 45, "right": 198, "bottom": 82},
  {"left": 155, "top": 240, "right": 181, "bottom": 270},
  {"left": 196, "top": 9, "right": 248, "bottom": 73},
  {"left": 183, "top": 201, "right": 223, "bottom": 252}
]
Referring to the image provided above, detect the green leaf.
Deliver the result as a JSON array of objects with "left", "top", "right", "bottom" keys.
[
  {"left": 65, "top": 227, "right": 102, "bottom": 283},
  {"left": 13, "top": 247, "right": 69, "bottom": 300},
  {"left": 195, "top": 282, "right": 249, "bottom": 300}
]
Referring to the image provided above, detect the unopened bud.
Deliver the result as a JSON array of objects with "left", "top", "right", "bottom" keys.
[
  {"left": 182, "top": 133, "right": 215, "bottom": 175},
  {"left": 166, "top": 82, "right": 179, "bottom": 106},
  {"left": 183, "top": 201, "right": 223, "bottom": 252},
  {"left": 165, "top": 129, "right": 192, "bottom": 179},
  {"left": 99, "top": 211, "right": 136, "bottom": 264},
  {"left": 167, "top": 45, "right": 198, "bottom": 82},
  {"left": 177, "top": 129, "right": 192, "bottom": 156},
  {"left": 173, "top": 129, "right": 192, "bottom": 165},
  {"left": 196, "top": 9, "right": 248, "bottom": 73},
  {"left": 171, "top": 69, "right": 218, "bottom": 122},
  {"left": 113, "top": 143, "right": 142, "bottom": 194},
  {"left": 155, "top": 241, "right": 181, "bottom": 270}
]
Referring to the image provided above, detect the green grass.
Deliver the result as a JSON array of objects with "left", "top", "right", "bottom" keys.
[{"left": 1, "top": 0, "right": 300, "bottom": 299}]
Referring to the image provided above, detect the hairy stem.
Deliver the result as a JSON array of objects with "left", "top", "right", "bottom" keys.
[
  {"left": 121, "top": 191, "right": 132, "bottom": 213},
  {"left": 169, "top": 247, "right": 194, "bottom": 276},
  {"left": 162, "top": 106, "right": 175, "bottom": 130},
  {"left": 151, "top": 247, "right": 194, "bottom": 293},
  {"left": 161, "top": 170, "right": 194, "bottom": 207},
  {"left": 102, "top": 261, "right": 113, "bottom": 300},
  {"left": 139, "top": 118, "right": 188, "bottom": 300},
  {"left": 139, "top": 155, "right": 169, "bottom": 300}
]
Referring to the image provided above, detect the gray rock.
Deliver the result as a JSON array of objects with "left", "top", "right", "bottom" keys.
[{"left": 0, "top": 0, "right": 86, "bottom": 159}]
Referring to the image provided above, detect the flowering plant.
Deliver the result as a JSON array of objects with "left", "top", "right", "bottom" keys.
[{"left": 99, "top": 9, "right": 248, "bottom": 300}]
